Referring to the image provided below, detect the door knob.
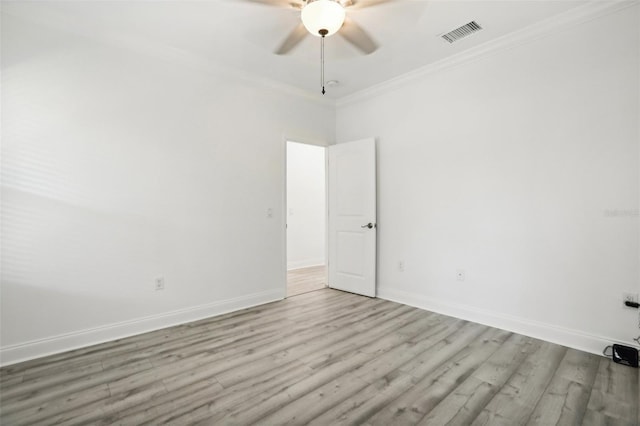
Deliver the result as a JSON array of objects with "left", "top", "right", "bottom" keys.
[{"left": 361, "top": 223, "right": 375, "bottom": 229}]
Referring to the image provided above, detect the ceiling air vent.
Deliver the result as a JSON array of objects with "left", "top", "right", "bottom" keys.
[{"left": 441, "top": 21, "right": 482, "bottom": 43}]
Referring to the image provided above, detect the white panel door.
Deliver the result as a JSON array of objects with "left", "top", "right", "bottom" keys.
[{"left": 328, "top": 138, "right": 376, "bottom": 297}]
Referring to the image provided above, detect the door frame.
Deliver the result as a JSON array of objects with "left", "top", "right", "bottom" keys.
[{"left": 282, "top": 137, "right": 330, "bottom": 299}]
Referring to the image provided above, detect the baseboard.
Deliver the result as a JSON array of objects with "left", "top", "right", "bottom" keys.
[
  {"left": 287, "top": 259, "right": 326, "bottom": 271},
  {"left": 0, "top": 289, "right": 283, "bottom": 367},
  {"left": 378, "top": 287, "right": 637, "bottom": 356}
]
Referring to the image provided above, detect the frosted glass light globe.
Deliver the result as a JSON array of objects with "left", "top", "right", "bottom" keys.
[{"left": 301, "top": 0, "right": 346, "bottom": 37}]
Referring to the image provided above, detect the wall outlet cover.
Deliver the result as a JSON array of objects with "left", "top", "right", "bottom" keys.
[{"left": 155, "top": 277, "right": 165, "bottom": 291}]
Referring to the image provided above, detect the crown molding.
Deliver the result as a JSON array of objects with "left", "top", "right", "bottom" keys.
[
  {"left": 119, "top": 37, "right": 336, "bottom": 109},
  {"left": 106, "top": 32, "right": 337, "bottom": 108},
  {"left": 3, "top": 6, "right": 336, "bottom": 109},
  {"left": 336, "top": 0, "right": 638, "bottom": 108}
]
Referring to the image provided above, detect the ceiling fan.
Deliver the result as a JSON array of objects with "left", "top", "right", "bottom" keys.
[{"left": 244, "top": 0, "right": 393, "bottom": 55}]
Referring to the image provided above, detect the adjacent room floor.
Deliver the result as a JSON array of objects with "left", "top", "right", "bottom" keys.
[
  {"left": 0, "top": 289, "right": 638, "bottom": 425},
  {"left": 286, "top": 265, "right": 327, "bottom": 297}
]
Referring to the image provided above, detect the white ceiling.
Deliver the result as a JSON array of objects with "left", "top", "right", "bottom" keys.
[{"left": 4, "top": 0, "right": 589, "bottom": 99}]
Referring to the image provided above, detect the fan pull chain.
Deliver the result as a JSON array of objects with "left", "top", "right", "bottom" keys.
[
  {"left": 321, "top": 34, "right": 325, "bottom": 95},
  {"left": 319, "top": 29, "right": 328, "bottom": 95}
]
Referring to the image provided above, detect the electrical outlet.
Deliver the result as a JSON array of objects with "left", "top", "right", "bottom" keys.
[
  {"left": 623, "top": 292, "right": 638, "bottom": 307},
  {"left": 155, "top": 277, "right": 165, "bottom": 291},
  {"left": 456, "top": 269, "right": 465, "bottom": 281},
  {"left": 398, "top": 261, "right": 405, "bottom": 272}
]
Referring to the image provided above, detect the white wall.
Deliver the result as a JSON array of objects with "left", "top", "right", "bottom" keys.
[
  {"left": 287, "top": 142, "right": 326, "bottom": 270},
  {"left": 336, "top": 6, "right": 640, "bottom": 354},
  {"left": 2, "top": 2, "right": 638, "bottom": 365},
  {"left": 0, "top": 12, "right": 335, "bottom": 364}
]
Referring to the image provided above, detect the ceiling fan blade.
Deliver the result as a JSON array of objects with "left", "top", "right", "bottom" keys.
[
  {"left": 275, "top": 23, "right": 308, "bottom": 54},
  {"left": 346, "top": 0, "right": 395, "bottom": 10},
  {"left": 240, "top": 0, "right": 303, "bottom": 9},
  {"left": 339, "top": 18, "right": 378, "bottom": 54}
]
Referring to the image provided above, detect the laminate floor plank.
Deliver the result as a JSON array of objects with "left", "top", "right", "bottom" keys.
[
  {"left": 221, "top": 315, "right": 466, "bottom": 425},
  {"left": 311, "top": 328, "right": 510, "bottom": 426},
  {"left": 0, "top": 373, "right": 23, "bottom": 389},
  {"left": 350, "top": 320, "right": 477, "bottom": 386},
  {"left": 307, "top": 369, "right": 417, "bottom": 426},
  {"left": 471, "top": 341, "right": 568, "bottom": 425},
  {"left": 1, "top": 288, "right": 638, "bottom": 426},
  {"left": 96, "top": 355, "right": 288, "bottom": 426},
  {"left": 397, "top": 322, "right": 490, "bottom": 380},
  {"left": 287, "top": 265, "right": 327, "bottom": 297},
  {"left": 0, "top": 359, "right": 153, "bottom": 417},
  {"left": 149, "top": 297, "right": 382, "bottom": 370},
  {"left": 1, "top": 383, "right": 111, "bottom": 425},
  {"left": 255, "top": 370, "right": 372, "bottom": 425},
  {"left": 97, "top": 380, "right": 219, "bottom": 426},
  {"left": 145, "top": 296, "right": 378, "bottom": 372},
  {"left": 363, "top": 327, "right": 509, "bottom": 426},
  {"left": 101, "top": 290, "right": 356, "bottom": 370},
  {"left": 138, "top": 381, "right": 229, "bottom": 426},
  {"left": 406, "top": 328, "right": 513, "bottom": 424},
  {"left": 217, "top": 304, "right": 417, "bottom": 388},
  {"left": 19, "top": 289, "right": 346, "bottom": 378},
  {"left": 5, "top": 290, "right": 346, "bottom": 380},
  {"left": 417, "top": 333, "right": 536, "bottom": 426},
  {"left": 299, "top": 307, "right": 431, "bottom": 370},
  {"left": 66, "top": 380, "right": 167, "bottom": 424},
  {"left": 235, "top": 316, "right": 448, "bottom": 424},
  {"left": 526, "top": 348, "right": 600, "bottom": 425},
  {"left": 114, "top": 296, "right": 385, "bottom": 402},
  {"left": 219, "top": 351, "right": 375, "bottom": 425},
  {"left": 1, "top": 360, "right": 105, "bottom": 401},
  {"left": 583, "top": 357, "right": 639, "bottom": 423},
  {"left": 153, "top": 360, "right": 316, "bottom": 425}
]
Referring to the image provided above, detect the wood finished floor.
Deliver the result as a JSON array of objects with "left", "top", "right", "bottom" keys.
[
  {"left": 1, "top": 289, "right": 638, "bottom": 425},
  {"left": 287, "top": 265, "right": 327, "bottom": 297}
]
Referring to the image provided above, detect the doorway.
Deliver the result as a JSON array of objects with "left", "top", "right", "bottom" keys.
[{"left": 286, "top": 141, "right": 327, "bottom": 297}]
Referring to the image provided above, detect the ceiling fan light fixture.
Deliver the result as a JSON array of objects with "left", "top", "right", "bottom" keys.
[{"left": 301, "top": 0, "right": 345, "bottom": 37}]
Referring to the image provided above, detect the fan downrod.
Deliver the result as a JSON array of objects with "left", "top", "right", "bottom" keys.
[{"left": 319, "top": 29, "right": 328, "bottom": 94}]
